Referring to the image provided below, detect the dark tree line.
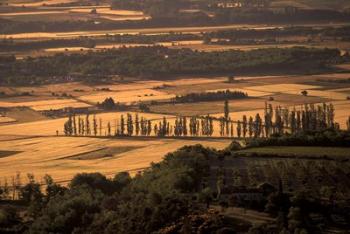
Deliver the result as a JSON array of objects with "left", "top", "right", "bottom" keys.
[
  {"left": 172, "top": 90, "right": 248, "bottom": 103},
  {"left": 204, "top": 26, "right": 350, "bottom": 45},
  {"left": 0, "top": 33, "right": 200, "bottom": 52},
  {"left": 1, "top": 46, "right": 343, "bottom": 85}
]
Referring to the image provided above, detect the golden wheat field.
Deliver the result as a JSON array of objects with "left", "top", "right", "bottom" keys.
[
  {"left": 0, "top": 111, "right": 176, "bottom": 136},
  {"left": 0, "top": 99, "right": 90, "bottom": 111},
  {"left": 8, "top": 0, "right": 78, "bottom": 7},
  {"left": 79, "top": 89, "right": 175, "bottom": 104},
  {"left": 0, "top": 24, "right": 301, "bottom": 40},
  {"left": 0, "top": 116, "right": 16, "bottom": 124},
  {"left": 0, "top": 136, "right": 230, "bottom": 184}
]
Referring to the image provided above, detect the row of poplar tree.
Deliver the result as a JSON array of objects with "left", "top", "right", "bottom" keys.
[
  {"left": 63, "top": 102, "right": 342, "bottom": 138},
  {"left": 63, "top": 113, "right": 217, "bottom": 137},
  {"left": 236, "top": 102, "right": 338, "bottom": 138}
]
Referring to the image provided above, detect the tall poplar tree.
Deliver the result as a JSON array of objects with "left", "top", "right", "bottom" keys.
[
  {"left": 237, "top": 120, "right": 242, "bottom": 138},
  {"left": 135, "top": 114, "right": 140, "bottom": 136},
  {"left": 72, "top": 114, "right": 77, "bottom": 136},
  {"left": 93, "top": 115, "right": 97, "bottom": 136},
  {"left": 85, "top": 114, "right": 91, "bottom": 136},
  {"left": 224, "top": 100, "right": 229, "bottom": 120},
  {"left": 242, "top": 115, "right": 247, "bottom": 138},
  {"left": 120, "top": 115, "right": 125, "bottom": 135}
]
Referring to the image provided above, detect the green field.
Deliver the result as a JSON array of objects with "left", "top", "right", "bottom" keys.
[{"left": 237, "top": 146, "right": 350, "bottom": 158}]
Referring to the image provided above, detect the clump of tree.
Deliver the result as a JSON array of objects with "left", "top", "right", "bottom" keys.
[
  {"left": 97, "top": 97, "right": 126, "bottom": 110},
  {"left": 139, "top": 103, "right": 150, "bottom": 112},
  {"left": 226, "top": 75, "right": 236, "bottom": 83}
]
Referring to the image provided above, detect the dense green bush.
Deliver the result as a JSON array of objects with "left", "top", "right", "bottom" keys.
[{"left": 26, "top": 145, "right": 215, "bottom": 233}]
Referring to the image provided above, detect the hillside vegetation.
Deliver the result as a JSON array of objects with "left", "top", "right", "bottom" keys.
[{"left": 1, "top": 130, "right": 350, "bottom": 233}]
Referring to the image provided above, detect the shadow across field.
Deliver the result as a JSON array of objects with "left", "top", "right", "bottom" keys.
[
  {"left": 0, "top": 150, "right": 21, "bottom": 158},
  {"left": 59, "top": 146, "right": 143, "bottom": 160}
]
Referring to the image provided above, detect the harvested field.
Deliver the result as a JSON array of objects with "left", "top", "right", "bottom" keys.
[
  {"left": 0, "top": 116, "right": 16, "bottom": 124},
  {"left": 304, "top": 90, "right": 349, "bottom": 100},
  {"left": 68, "top": 8, "right": 144, "bottom": 16},
  {"left": 0, "top": 5, "right": 149, "bottom": 23},
  {"left": 0, "top": 111, "right": 175, "bottom": 136},
  {"left": 243, "top": 83, "right": 349, "bottom": 101},
  {"left": 264, "top": 93, "right": 330, "bottom": 105},
  {"left": 0, "top": 24, "right": 319, "bottom": 40},
  {"left": 8, "top": 0, "right": 78, "bottom": 7},
  {"left": 78, "top": 89, "right": 175, "bottom": 104},
  {"left": 0, "top": 82, "right": 93, "bottom": 96},
  {"left": 0, "top": 11, "right": 62, "bottom": 16},
  {"left": 0, "top": 107, "right": 47, "bottom": 124},
  {"left": 0, "top": 136, "right": 230, "bottom": 183},
  {"left": 0, "top": 98, "right": 90, "bottom": 110},
  {"left": 63, "top": 146, "right": 143, "bottom": 160},
  {"left": 246, "top": 83, "right": 322, "bottom": 93},
  {"left": 0, "top": 96, "right": 57, "bottom": 103},
  {"left": 150, "top": 98, "right": 283, "bottom": 116}
]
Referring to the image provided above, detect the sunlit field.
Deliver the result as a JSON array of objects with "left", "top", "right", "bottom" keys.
[
  {"left": 3, "top": 23, "right": 347, "bottom": 40},
  {"left": 0, "top": 99, "right": 91, "bottom": 110},
  {"left": 0, "top": 136, "right": 230, "bottom": 183},
  {"left": 78, "top": 89, "right": 175, "bottom": 104},
  {"left": 7, "top": 0, "right": 78, "bottom": 7}
]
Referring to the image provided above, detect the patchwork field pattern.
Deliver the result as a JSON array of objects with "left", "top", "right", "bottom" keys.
[
  {"left": 0, "top": 73, "right": 350, "bottom": 181},
  {"left": 0, "top": 136, "right": 230, "bottom": 183}
]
